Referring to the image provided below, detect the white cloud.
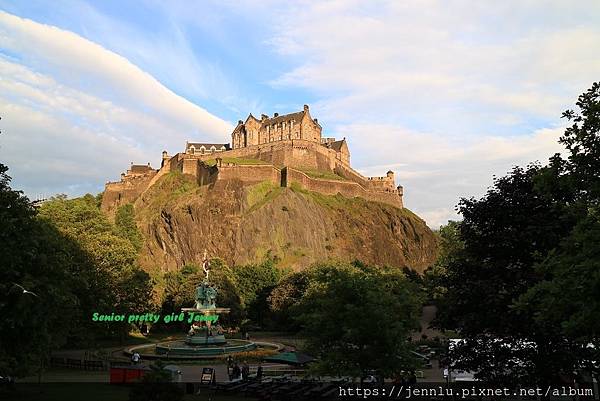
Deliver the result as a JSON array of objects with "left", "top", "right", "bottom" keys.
[
  {"left": 267, "top": 3, "right": 600, "bottom": 125},
  {"left": 0, "top": 11, "right": 232, "bottom": 196},
  {"left": 1, "top": 2, "right": 597, "bottom": 229},
  {"left": 355, "top": 124, "right": 565, "bottom": 227},
  {"left": 261, "top": 0, "right": 600, "bottom": 226}
]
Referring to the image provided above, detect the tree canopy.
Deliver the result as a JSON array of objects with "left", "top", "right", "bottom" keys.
[
  {"left": 435, "top": 82, "right": 600, "bottom": 385},
  {"left": 295, "top": 262, "right": 423, "bottom": 379},
  {"left": 0, "top": 167, "right": 153, "bottom": 377}
]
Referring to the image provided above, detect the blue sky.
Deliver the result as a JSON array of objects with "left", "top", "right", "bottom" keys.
[{"left": 1, "top": 1, "right": 600, "bottom": 227}]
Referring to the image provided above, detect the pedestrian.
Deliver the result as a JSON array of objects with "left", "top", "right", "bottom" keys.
[
  {"left": 232, "top": 363, "right": 241, "bottom": 381},
  {"left": 131, "top": 352, "right": 141, "bottom": 365},
  {"left": 241, "top": 362, "right": 249, "bottom": 381},
  {"left": 227, "top": 356, "right": 234, "bottom": 380},
  {"left": 256, "top": 362, "right": 263, "bottom": 383}
]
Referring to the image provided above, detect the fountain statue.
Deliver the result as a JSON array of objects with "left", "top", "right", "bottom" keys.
[{"left": 152, "top": 251, "right": 258, "bottom": 357}]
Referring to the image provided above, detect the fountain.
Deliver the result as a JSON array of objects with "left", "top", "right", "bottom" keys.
[{"left": 150, "top": 252, "right": 259, "bottom": 357}]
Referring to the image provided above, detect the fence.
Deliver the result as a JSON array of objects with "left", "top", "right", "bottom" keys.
[{"left": 49, "top": 357, "right": 132, "bottom": 371}]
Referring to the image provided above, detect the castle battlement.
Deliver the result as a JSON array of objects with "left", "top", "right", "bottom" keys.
[{"left": 102, "top": 106, "right": 404, "bottom": 213}]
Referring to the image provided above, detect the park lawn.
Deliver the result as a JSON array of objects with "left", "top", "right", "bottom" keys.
[{"left": 91, "top": 330, "right": 185, "bottom": 348}]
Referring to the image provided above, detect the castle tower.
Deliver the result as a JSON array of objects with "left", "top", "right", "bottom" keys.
[{"left": 231, "top": 105, "right": 322, "bottom": 149}]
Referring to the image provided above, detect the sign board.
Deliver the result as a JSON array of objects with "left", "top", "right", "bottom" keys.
[{"left": 201, "top": 367, "right": 214, "bottom": 384}]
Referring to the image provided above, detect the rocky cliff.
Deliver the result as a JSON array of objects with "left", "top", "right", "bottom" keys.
[{"left": 129, "top": 171, "right": 438, "bottom": 272}]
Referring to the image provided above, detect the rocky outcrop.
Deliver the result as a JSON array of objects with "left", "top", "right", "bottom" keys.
[{"left": 131, "top": 172, "right": 437, "bottom": 273}]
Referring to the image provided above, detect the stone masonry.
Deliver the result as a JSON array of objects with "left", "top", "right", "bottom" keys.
[{"left": 102, "top": 106, "right": 404, "bottom": 213}]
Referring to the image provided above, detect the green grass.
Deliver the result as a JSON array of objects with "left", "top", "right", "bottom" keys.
[
  {"left": 290, "top": 182, "right": 357, "bottom": 210},
  {"left": 136, "top": 171, "right": 200, "bottom": 221},
  {"left": 91, "top": 330, "right": 185, "bottom": 348},
  {"left": 296, "top": 167, "right": 347, "bottom": 181},
  {"left": 204, "top": 157, "right": 264, "bottom": 166},
  {"left": 245, "top": 181, "right": 283, "bottom": 214}
]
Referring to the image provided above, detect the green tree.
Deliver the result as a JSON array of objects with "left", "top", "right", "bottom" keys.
[
  {"left": 560, "top": 82, "right": 600, "bottom": 203},
  {"left": 423, "top": 221, "right": 462, "bottom": 304},
  {"left": 437, "top": 164, "right": 579, "bottom": 385},
  {"left": 517, "top": 213, "right": 600, "bottom": 377},
  {"left": 296, "top": 262, "right": 423, "bottom": 379},
  {"left": 0, "top": 163, "right": 82, "bottom": 376},
  {"left": 436, "top": 83, "right": 600, "bottom": 385},
  {"left": 268, "top": 271, "right": 311, "bottom": 331},
  {"left": 38, "top": 195, "right": 153, "bottom": 343},
  {"left": 115, "top": 203, "right": 143, "bottom": 251},
  {"left": 514, "top": 83, "right": 600, "bottom": 379},
  {"left": 233, "top": 258, "right": 284, "bottom": 327}
]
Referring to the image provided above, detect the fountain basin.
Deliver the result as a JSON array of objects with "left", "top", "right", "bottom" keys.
[{"left": 154, "top": 339, "right": 257, "bottom": 357}]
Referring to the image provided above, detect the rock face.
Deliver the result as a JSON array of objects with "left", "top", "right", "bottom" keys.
[{"left": 131, "top": 172, "right": 438, "bottom": 273}]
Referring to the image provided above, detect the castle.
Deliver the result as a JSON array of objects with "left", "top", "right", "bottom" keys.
[{"left": 102, "top": 105, "right": 403, "bottom": 212}]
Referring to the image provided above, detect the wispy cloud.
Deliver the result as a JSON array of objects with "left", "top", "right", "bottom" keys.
[
  {"left": 261, "top": 0, "right": 600, "bottom": 226},
  {"left": 2, "top": 1, "right": 599, "bottom": 228},
  {"left": 354, "top": 124, "right": 565, "bottom": 228},
  {"left": 0, "top": 10, "right": 232, "bottom": 195}
]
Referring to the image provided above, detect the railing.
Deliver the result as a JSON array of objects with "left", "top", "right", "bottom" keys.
[{"left": 49, "top": 357, "right": 127, "bottom": 371}]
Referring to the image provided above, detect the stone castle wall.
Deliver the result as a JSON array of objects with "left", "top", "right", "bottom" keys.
[
  {"left": 102, "top": 172, "right": 156, "bottom": 213},
  {"left": 285, "top": 167, "right": 403, "bottom": 208},
  {"left": 216, "top": 163, "right": 283, "bottom": 186},
  {"left": 102, "top": 140, "right": 403, "bottom": 213},
  {"left": 188, "top": 139, "right": 344, "bottom": 172}
]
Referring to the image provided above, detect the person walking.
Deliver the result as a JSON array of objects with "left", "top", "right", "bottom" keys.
[
  {"left": 227, "top": 356, "right": 234, "bottom": 380},
  {"left": 232, "top": 363, "right": 241, "bottom": 381},
  {"left": 241, "top": 362, "right": 249, "bottom": 381},
  {"left": 256, "top": 362, "right": 263, "bottom": 383}
]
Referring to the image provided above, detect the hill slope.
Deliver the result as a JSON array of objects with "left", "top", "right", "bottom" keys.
[{"left": 131, "top": 172, "right": 438, "bottom": 272}]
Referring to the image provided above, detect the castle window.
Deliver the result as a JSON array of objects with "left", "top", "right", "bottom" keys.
[
  {"left": 210, "top": 146, "right": 216, "bottom": 153},
  {"left": 200, "top": 146, "right": 206, "bottom": 154},
  {"left": 189, "top": 146, "right": 195, "bottom": 155}
]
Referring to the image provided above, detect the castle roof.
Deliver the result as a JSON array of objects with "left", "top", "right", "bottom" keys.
[
  {"left": 186, "top": 142, "right": 231, "bottom": 150},
  {"left": 232, "top": 122, "right": 245, "bottom": 134},
  {"left": 129, "top": 164, "right": 153, "bottom": 173},
  {"left": 328, "top": 139, "right": 347, "bottom": 152},
  {"left": 246, "top": 113, "right": 259, "bottom": 122},
  {"left": 260, "top": 111, "right": 305, "bottom": 127}
]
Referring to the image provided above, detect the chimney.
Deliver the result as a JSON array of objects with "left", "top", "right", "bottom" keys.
[
  {"left": 303, "top": 104, "right": 309, "bottom": 111},
  {"left": 261, "top": 114, "right": 268, "bottom": 120},
  {"left": 238, "top": 120, "right": 243, "bottom": 125},
  {"left": 274, "top": 112, "right": 279, "bottom": 117},
  {"left": 314, "top": 118, "right": 318, "bottom": 124}
]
